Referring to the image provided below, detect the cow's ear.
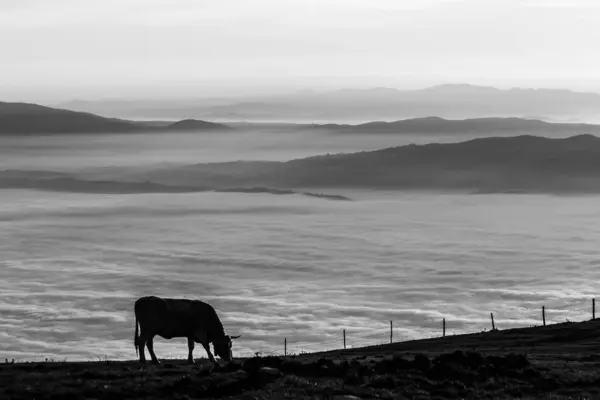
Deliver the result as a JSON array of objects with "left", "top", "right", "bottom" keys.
[{"left": 230, "top": 335, "right": 241, "bottom": 340}]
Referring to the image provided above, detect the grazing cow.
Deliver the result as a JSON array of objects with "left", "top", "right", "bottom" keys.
[{"left": 133, "top": 296, "right": 241, "bottom": 365}]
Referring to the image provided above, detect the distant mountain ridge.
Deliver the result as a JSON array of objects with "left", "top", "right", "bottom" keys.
[
  {"left": 0, "top": 101, "right": 231, "bottom": 135},
  {"left": 55, "top": 83, "right": 600, "bottom": 123},
  {"left": 7, "top": 98, "right": 600, "bottom": 136},
  {"left": 310, "top": 116, "right": 600, "bottom": 135}
]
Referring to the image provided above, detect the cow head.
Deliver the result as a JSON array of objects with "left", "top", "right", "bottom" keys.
[{"left": 213, "top": 334, "right": 241, "bottom": 361}]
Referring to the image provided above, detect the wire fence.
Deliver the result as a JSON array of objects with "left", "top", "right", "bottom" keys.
[
  {"left": 268, "top": 297, "right": 598, "bottom": 357},
  {"left": 4, "top": 298, "right": 597, "bottom": 363}
]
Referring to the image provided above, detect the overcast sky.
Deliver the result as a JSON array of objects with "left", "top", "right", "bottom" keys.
[{"left": 1, "top": 0, "right": 599, "bottom": 101}]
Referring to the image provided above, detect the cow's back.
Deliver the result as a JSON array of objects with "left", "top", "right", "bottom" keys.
[
  {"left": 135, "top": 296, "right": 166, "bottom": 315},
  {"left": 134, "top": 296, "right": 222, "bottom": 339}
]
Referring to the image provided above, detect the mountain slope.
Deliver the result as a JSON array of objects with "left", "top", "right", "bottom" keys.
[
  {"left": 269, "top": 134, "right": 600, "bottom": 192},
  {"left": 0, "top": 102, "right": 231, "bottom": 134},
  {"left": 130, "top": 134, "right": 600, "bottom": 194},
  {"left": 0, "top": 102, "right": 146, "bottom": 134}
]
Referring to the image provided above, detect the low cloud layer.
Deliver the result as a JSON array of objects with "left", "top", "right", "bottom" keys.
[{"left": 2, "top": 188, "right": 600, "bottom": 361}]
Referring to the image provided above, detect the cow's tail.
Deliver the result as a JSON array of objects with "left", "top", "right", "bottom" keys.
[{"left": 134, "top": 311, "right": 139, "bottom": 356}]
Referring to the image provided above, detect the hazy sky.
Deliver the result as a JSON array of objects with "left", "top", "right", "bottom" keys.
[{"left": 1, "top": 0, "right": 599, "bottom": 101}]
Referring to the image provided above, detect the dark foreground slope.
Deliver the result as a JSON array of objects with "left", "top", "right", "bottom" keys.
[
  {"left": 0, "top": 102, "right": 230, "bottom": 134},
  {"left": 3, "top": 319, "right": 600, "bottom": 399}
]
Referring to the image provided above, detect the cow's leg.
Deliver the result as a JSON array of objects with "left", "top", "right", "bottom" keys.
[
  {"left": 187, "top": 337, "right": 195, "bottom": 364},
  {"left": 137, "top": 332, "right": 152, "bottom": 364},
  {"left": 146, "top": 336, "right": 159, "bottom": 364},
  {"left": 201, "top": 342, "right": 217, "bottom": 364},
  {"left": 194, "top": 329, "right": 216, "bottom": 364}
]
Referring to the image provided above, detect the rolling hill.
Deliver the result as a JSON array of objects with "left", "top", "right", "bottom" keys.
[
  {"left": 165, "top": 119, "right": 233, "bottom": 132},
  {"left": 0, "top": 101, "right": 231, "bottom": 135},
  {"left": 107, "top": 133, "right": 600, "bottom": 194},
  {"left": 310, "top": 116, "right": 600, "bottom": 135}
]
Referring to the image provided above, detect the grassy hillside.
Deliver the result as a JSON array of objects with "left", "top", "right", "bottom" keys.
[{"left": 2, "top": 319, "right": 600, "bottom": 399}]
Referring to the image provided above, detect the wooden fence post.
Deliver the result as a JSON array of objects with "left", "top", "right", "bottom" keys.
[
  {"left": 390, "top": 320, "right": 393, "bottom": 344},
  {"left": 542, "top": 306, "right": 546, "bottom": 326},
  {"left": 443, "top": 318, "right": 446, "bottom": 337},
  {"left": 343, "top": 329, "right": 346, "bottom": 350},
  {"left": 593, "top": 298, "right": 596, "bottom": 320},
  {"left": 284, "top": 338, "right": 287, "bottom": 356},
  {"left": 490, "top": 312, "right": 496, "bottom": 331}
]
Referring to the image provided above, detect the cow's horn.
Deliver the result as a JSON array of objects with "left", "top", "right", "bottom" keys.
[{"left": 230, "top": 335, "right": 241, "bottom": 339}]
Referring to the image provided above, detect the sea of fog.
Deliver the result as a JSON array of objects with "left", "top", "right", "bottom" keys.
[{"left": 1, "top": 129, "right": 599, "bottom": 362}]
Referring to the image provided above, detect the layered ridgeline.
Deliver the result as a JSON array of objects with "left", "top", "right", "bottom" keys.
[
  {"left": 4, "top": 134, "right": 600, "bottom": 195},
  {"left": 57, "top": 84, "right": 600, "bottom": 122},
  {"left": 309, "top": 116, "right": 600, "bottom": 135},
  {"left": 0, "top": 102, "right": 231, "bottom": 134},
  {"left": 3, "top": 99, "right": 600, "bottom": 136}
]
